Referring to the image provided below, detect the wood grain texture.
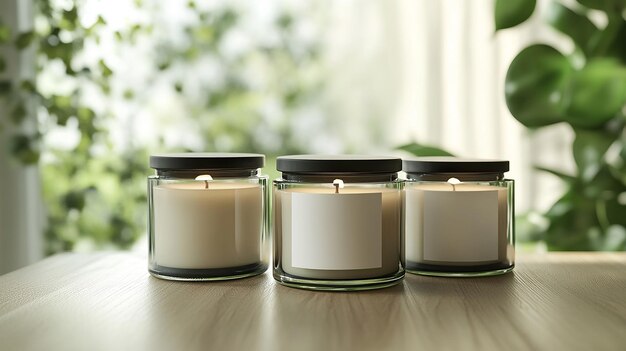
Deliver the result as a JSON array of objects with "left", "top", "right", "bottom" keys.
[{"left": 1, "top": 253, "right": 625, "bottom": 351}]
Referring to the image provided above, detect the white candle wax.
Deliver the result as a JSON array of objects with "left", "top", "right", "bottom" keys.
[
  {"left": 405, "top": 183, "right": 510, "bottom": 265},
  {"left": 275, "top": 187, "right": 401, "bottom": 280},
  {"left": 153, "top": 182, "right": 262, "bottom": 269}
]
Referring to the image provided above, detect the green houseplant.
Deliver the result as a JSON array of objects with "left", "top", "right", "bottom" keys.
[{"left": 496, "top": 0, "right": 626, "bottom": 250}]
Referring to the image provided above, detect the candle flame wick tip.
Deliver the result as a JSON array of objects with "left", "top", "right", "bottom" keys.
[
  {"left": 195, "top": 174, "right": 213, "bottom": 189},
  {"left": 332, "top": 179, "right": 344, "bottom": 194},
  {"left": 447, "top": 177, "right": 460, "bottom": 191}
]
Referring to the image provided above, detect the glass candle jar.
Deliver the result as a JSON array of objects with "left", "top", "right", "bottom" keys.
[
  {"left": 148, "top": 153, "right": 268, "bottom": 281},
  {"left": 273, "top": 155, "right": 404, "bottom": 291},
  {"left": 403, "top": 157, "right": 514, "bottom": 277}
]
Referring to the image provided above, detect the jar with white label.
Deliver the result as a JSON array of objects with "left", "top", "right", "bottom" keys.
[
  {"left": 273, "top": 155, "right": 404, "bottom": 291},
  {"left": 148, "top": 153, "right": 269, "bottom": 281},
  {"left": 403, "top": 157, "right": 515, "bottom": 277}
]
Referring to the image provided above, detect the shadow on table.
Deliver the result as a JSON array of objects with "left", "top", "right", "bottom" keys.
[{"left": 402, "top": 271, "right": 516, "bottom": 298}]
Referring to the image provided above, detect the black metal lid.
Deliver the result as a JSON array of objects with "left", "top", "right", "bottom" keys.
[
  {"left": 276, "top": 155, "right": 402, "bottom": 174},
  {"left": 402, "top": 157, "right": 509, "bottom": 174},
  {"left": 150, "top": 153, "right": 265, "bottom": 170}
]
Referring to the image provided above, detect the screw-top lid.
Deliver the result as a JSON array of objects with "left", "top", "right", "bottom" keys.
[
  {"left": 402, "top": 157, "right": 509, "bottom": 174},
  {"left": 150, "top": 153, "right": 265, "bottom": 170},
  {"left": 277, "top": 155, "right": 402, "bottom": 174}
]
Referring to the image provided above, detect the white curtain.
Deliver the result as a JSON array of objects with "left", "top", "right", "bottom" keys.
[{"left": 323, "top": 0, "right": 575, "bottom": 213}]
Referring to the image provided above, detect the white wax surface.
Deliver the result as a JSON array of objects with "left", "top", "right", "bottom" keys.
[
  {"left": 405, "top": 183, "right": 508, "bottom": 264},
  {"left": 276, "top": 187, "right": 401, "bottom": 280},
  {"left": 153, "top": 182, "right": 262, "bottom": 269}
]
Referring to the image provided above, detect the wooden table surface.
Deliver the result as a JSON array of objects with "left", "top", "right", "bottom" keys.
[{"left": 0, "top": 253, "right": 625, "bottom": 351}]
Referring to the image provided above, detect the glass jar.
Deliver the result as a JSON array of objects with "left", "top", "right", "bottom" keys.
[
  {"left": 147, "top": 153, "right": 268, "bottom": 281},
  {"left": 273, "top": 155, "right": 404, "bottom": 291},
  {"left": 403, "top": 157, "right": 514, "bottom": 277}
]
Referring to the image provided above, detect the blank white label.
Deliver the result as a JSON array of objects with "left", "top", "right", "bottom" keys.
[
  {"left": 291, "top": 192, "right": 382, "bottom": 270},
  {"left": 423, "top": 191, "right": 498, "bottom": 262}
]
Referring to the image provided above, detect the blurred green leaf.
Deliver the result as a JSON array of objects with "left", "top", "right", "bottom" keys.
[
  {"left": 573, "top": 128, "right": 617, "bottom": 181},
  {"left": 588, "top": 10, "right": 625, "bottom": 59},
  {"left": 505, "top": 44, "right": 571, "bottom": 127},
  {"left": 546, "top": 2, "right": 597, "bottom": 56},
  {"left": 14, "top": 31, "right": 35, "bottom": 49},
  {"left": 0, "top": 80, "right": 11, "bottom": 94},
  {"left": 192, "top": 25, "right": 215, "bottom": 43},
  {"left": 215, "top": 10, "right": 238, "bottom": 32},
  {"left": 39, "top": 30, "right": 76, "bottom": 67},
  {"left": 495, "top": 0, "right": 536, "bottom": 31},
  {"left": 284, "top": 88, "right": 301, "bottom": 106},
  {"left": 0, "top": 24, "right": 11, "bottom": 44},
  {"left": 63, "top": 190, "right": 86, "bottom": 211},
  {"left": 608, "top": 140, "right": 626, "bottom": 186},
  {"left": 582, "top": 165, "right": 624, "bottom": 199},
  {"left": 77, "top": 110, "right": 98, "bottom": 138},
  {"left": 0, "top": 56, "right": 5, "bottom": 72},
  {"left": 123, "top": 89, "right": 135, "bottom": 99},
  {"left": 65, "top": 7, "right": 78, "bottom": 22},
  {"left": 99, "top": 80, "right": 111, "bottom": 95},
  {"left": 128, "top": 24, "right": 143, "bottom": 43},
  {"left": 9, "top": 134, "right": 39, "bottom": 164},
  {"left": 398, "top": 142, "right": 455, "bottom": 157},
  {"left": 10, "top": 102, "right": 27, "bottom": 124},
  {"left": 47, "top": 94, "right": 75, "bottom": 125},
  {"left": 544, "top": 186, "right": 599, "bottom": 250},
  {"left": 157, "top": 60, "right": 171, "bottom": 71},
  {"left": 95, "top": 16, "right": 106, "bottom": 27},
  {"left": 53, "top": 94, "right": 72, "bottom": 108},
  {"left": 60, "top": 7, "right": 78, "bottom": 30},
  {"left": 604, "top": 23, "right": 626, "bottom": 64},
  {"left": 604, "top": 200, "right": 626, "bottom": 229},
  {"left": 534, "top": 165, "right": 576, "bottom": 182},
  {"left": 589, "top": 168, "right": 626, "bottom": 249},
  {"left": 562, "top": 59, "right": 626, "bottom": 127},
  {"left": 20, "top": 80, "right": 36, "bottom": 93},
  {"left": 77, "top": 106, "right": 95, "bottom": 121},
  {"left": 576, "top": 0, "right": 626, "bottom": 11},
  {"left": 277, "top": 14, "right": 294, "bottom": 30},
  {"left": 98, "top": 59, "right": 113, "bottom": 78},
  {"left": 591, "top": 225, "right": 626, "bottom": 251}
]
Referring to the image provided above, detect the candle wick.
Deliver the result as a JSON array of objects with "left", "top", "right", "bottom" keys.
[
  {"left": 195, "top": 174, "right": 213, "bottom": 189},
  {"left": 332, "top": 179, "right": 344, "bottom": 194},
  {"left": 447, "top": 177, "right": 460, "bottom": 191}
]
